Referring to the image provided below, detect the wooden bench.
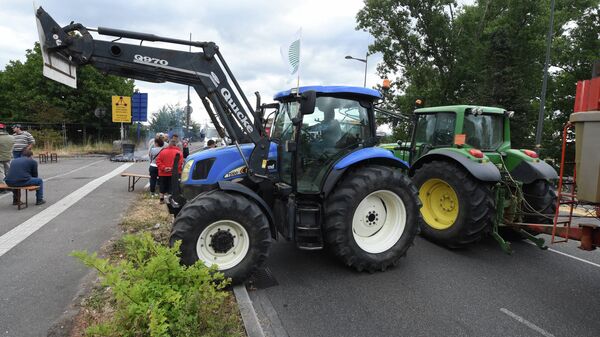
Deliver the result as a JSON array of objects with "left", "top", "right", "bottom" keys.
[
  {"left": 0, "top": 183, "right": 40, "bottom": 210},
  {"left": 121, "top": 172, "right": 150, "bottom": 192}
]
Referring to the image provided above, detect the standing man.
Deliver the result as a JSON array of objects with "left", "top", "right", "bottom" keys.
[
  {"left": 11, "top": 124, "right": 35, "bottom": 159},
  {"left": 5, "top": 148, "right": 45, "bottom": 205},
  {"left": 0, "top": 123, "right": 14, "bottom": 183},
  {"left": 156, "top": 139, "right": 183, "bottom": 204},
  {"left": 170, "top": 133, "right": 183, "bottom": 151},
  {"left": 203, "top": 139, "right": 217, "bottom": 150}
]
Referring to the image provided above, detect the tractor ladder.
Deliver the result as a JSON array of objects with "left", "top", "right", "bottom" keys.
[{"left": 549, "top": 122, "right": 600, "bottom": 250}]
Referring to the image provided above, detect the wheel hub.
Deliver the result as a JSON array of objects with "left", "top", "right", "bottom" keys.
[
  {"left": 210, "top": 229, "right": 235, "bottom": 253},
  {"left": 440, "top": 194, "right": 455, "bottom": 212},
  {"left": 351, "top": 190, "right": 407, "bottom": 254},
  {"left": 365, "top": 211, "right": 379, "bottom": 226},
  {"left": 419, "top": 178, "right": 459, "bottom": 230}
]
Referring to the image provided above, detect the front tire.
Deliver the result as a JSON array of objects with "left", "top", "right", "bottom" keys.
[
  {"left": 170, "top": 190, "right": 271, "bottom": 284},
  {"left": 412, "top": 161, "right": 495, "bottom": 247},
  {"left": 324, "top": 165, "right": 420, "bottom": 272}
]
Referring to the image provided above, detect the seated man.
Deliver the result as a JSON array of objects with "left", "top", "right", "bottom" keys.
[
  {"left": 320, "top": 107, "right": 342, "bottom": 146},
  {"left": 5, "top": 148, "right": 45, "bottom": 205}
]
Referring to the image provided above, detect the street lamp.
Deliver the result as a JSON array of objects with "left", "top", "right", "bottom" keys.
[{"left": 345, "top": 52, "right": 368, "bottom": 87}]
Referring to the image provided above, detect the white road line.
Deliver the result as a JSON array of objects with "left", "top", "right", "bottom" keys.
[
  {"left": 0, "top": 159, "right": 105, "bottom": 200},
  {"left": 0, "top": 163, "right": 132, "bottom": 258},
  {"left": 546, "top": 247, "right": 600, "bottom": 268},
  {"left": 500, "top": 308, "right": 555, "bottom": 337},
  {"left": 526, "top": 241, "right": 600, "bottom": 268}
]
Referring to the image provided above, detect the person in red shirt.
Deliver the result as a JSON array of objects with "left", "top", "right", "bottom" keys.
[{"left": 156, "top": 139, "right": 183, "bottom": 204}]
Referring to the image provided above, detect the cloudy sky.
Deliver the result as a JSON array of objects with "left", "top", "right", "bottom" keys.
[{"left": 0, "top": 0, "right": 383, "bottom": 124}]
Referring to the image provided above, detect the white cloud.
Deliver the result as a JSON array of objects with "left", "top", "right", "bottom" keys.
[{"left": 1, "top": 0, "right": 384, "bottom": 124}]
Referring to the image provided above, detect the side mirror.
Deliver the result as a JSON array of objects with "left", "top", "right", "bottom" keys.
[{"left": 300, "top": 90, "right": 316, "bottom": 116}]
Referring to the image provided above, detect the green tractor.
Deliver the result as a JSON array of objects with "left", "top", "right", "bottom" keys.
[{"left": 381, "top": 105, "right": 558, "bottom": 251}]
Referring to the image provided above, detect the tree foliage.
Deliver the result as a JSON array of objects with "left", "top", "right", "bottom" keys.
[
  {"left": 0, "top": 43, "right": 134, "bottom": 135},
  {"left": 149, "top": 104, "right": 201, "bottom": 137},
  {"left": 358, "top": 0, "right": 599, "bottom": 157}
]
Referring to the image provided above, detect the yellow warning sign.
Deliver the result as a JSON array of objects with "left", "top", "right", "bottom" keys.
[{"left": 112, "top": 96, "right": 131, "bottom": 123}]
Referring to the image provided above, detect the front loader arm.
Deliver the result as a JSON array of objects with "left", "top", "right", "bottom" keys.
[{"left": 36, "top": 7, "right": 270, "bottom": 179}]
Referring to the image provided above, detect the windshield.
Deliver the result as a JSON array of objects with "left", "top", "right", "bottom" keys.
[
  {"left": 463, "top": 114, "right": 504, "bottom": 150},
  {"left": 270, "top": 102, "right": 299, "bottom": 141},
  {"left": 414, "top": 112, "right": 455, "bottom": 146},
  {"left": 271, "top": 101, "right": 299, "bottom": 185}
]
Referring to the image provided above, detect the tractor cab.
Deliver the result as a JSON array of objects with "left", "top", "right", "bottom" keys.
[
  {"left": 272, "top": 86, "right": 381, "bottom": 194},
  {"left": 408, "top": 105, "right": 510, "bottom": 164}
]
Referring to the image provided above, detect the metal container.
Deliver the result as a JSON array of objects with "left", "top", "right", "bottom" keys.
[{"left": 569, "top": 111, "right": 600, "bottom": 202}]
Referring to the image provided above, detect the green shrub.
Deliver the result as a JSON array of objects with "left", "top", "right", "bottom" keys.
[
  {"left": 71, "top": 233, "right": 242, "bottom": 337},
  {"left": 29, "top": 128, "right": 63, "bottom": 152}
]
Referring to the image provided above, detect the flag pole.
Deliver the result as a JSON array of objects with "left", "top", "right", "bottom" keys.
[{"left": 295, "top": 31, "right": 301, "bottom": 96}]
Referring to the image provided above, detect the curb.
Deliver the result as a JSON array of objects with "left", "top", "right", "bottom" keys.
[{"left": 233, "top": 285, "right": 266, "bottom": 337}]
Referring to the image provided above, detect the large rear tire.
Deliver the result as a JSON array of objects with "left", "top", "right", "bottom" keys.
[
  {"left": 412, "top": 161, "right": 495, "bottom": 247},
  {"left": 522, "top": 179, "right": 557, "bottom": 224},
  {"left": 324, "top": 165, "right": 420, "bottom": 272},
  {"left": 170, "top": 190, "right": 271, "bottom": 285}
]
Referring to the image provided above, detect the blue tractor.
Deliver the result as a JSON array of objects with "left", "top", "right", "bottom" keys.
[
  {"left": 36, "top": 8, "right": 421, "bottom": 284},
  {"left": 173, "top": 86, "right": 421, "bottom": 283}
]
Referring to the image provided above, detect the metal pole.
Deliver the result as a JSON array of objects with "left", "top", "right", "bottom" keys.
[
  {"left": 363, "top": 52, "right": 368, "bottom": 87},
  {"left": 535, "top": 0, "right": 555, "bottom": 148}
]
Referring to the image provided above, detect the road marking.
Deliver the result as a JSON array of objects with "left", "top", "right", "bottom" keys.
[
  {"left": 526, "top": 241, "right": 600, "bottom": 268},
  {"left": 500, "top": 308, "right": 555, "bottom": 337},
  {"left": 546, "top": 247, "right": 600, "bottom": 268},
  {"left": 0, "top": 163, "right": 132, "bottom": 258},
  {"left": 0, "top": 159, "right": 105, "bottom": 200}
]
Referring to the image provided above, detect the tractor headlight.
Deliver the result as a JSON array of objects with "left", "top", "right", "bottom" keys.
[{"left": 181, "top": 160, "right": 193, "bottom": 182}]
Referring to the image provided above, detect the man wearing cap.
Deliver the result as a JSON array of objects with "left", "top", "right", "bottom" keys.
[
  {"left": 11, "top": 124, "right": 35, "bottom": 159},
  {"left": 0, "top": 123, "right": 14, "bottom": 183}
]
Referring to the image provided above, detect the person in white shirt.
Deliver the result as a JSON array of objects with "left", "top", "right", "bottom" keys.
[{"left": 148, "top": 137, "right": 164, "bottom": 197}]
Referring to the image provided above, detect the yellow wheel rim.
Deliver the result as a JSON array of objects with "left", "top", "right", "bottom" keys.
[{"left": 419, "top": 178, "right": 459, "bottom": 230}]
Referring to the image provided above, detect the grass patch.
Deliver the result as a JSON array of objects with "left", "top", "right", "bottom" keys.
[
  {"left": 69, "top": 194, "right": 246, "bottom": 337},
  {"left": 54, "top": 142, "right": 116, "bottom": 156}
]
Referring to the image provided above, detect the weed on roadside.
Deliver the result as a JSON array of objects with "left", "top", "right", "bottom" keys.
[{"left": 69, "top": 195, "right": 245, "bottom": 337}]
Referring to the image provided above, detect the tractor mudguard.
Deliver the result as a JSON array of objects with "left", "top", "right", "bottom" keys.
[
  {"left": 322, "top": 147, "right": 410, "bottom": 198},
  {"left": 334, "top": 147, "right": 409, "bottom": 170},
  {"left": 510, "top": 160, "right": 558, "bottom": 184},
  {"left": 217, "top": 180, "right": 277, "bottom": 239},
  {"left": 409, "top": 149, "right": 501, "bottom": 182}
]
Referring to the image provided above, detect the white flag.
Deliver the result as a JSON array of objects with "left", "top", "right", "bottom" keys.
[{"left": 280, "top": 28, "right": 302, "bottom": 75}]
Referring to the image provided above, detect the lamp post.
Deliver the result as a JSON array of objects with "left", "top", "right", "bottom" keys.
[
  {"left": 535, "top": 0, "right": 556, "bottom": 149},
  {"left": 345, "top": 52, "right": 368, "bottom": 87}
]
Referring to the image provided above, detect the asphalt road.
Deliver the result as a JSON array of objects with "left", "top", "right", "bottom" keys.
[
  {"left": 250, "top": 233, "right": 600, "bottom": 337},
  {"left": 0, "top": 156, "right": 148, "bottom": 337},
  {"left": 1, "top": 150, "right": 599, "bottom": 337}
]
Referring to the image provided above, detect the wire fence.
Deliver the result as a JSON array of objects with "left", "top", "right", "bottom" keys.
[{"left": 5, "top": 122, "right": 151, "bottom": 151}]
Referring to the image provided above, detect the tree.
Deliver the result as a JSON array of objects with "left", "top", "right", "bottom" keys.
[
  {"left": 149, "top": 104, "right": 186, "bottom": 134},
  {"left": 357, "top": 0, "right": 599, "bottom": 154},
  {"left": 0, "top": 43, "right": 135, "bottom": 142}
]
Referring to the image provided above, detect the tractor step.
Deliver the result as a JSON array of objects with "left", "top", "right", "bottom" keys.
[{"left": 295, "top": 205, "right": 324, "bottom": 250}]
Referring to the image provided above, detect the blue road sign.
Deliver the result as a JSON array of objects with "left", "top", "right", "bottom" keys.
[{"left": 131, "top": 93, "right": 148, "bottom": 122}]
